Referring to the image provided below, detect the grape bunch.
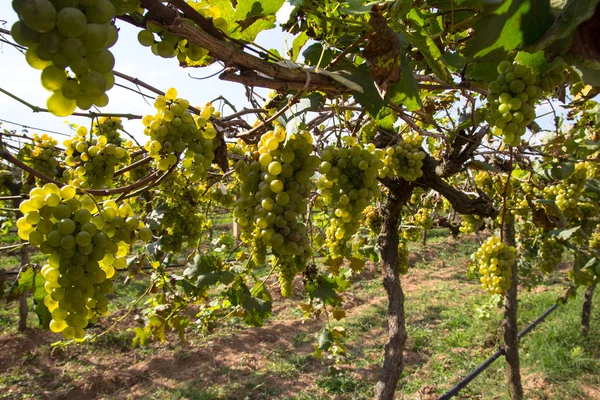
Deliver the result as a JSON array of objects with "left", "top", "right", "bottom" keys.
[
  {"left": 362, "top": 205, "right": 381, "bottom": 236},
  {"left": 17, "top": 183, "right": 151, "bottom": 339},
  {"left": 233, "top": 127, "right": 319, "bottom": 297},
  {"left": 543, "top": 162, "right": 587, "bottom": 216},
  {"left": 486, "top": 61, "right": 565, "bottom": 146},
  {"left": 413, "top": 208, "right": 432, "bottom": 229},
  {"left": 316, "top": 137, "right": 382, "bottom": 259},
  {"left": 381, "top": 132, "right": 425, "bottom": 181},
  {"left": 537, "top": 237, "right": 563, "bottom": 274},
  {"left": 136, "top": 12, "right": 224, "bottom": 67},
  {"left": 12, "top": 0, "right": 120, "bottom": 116},
  {"left": 473, "top": 236, "right": 517, "bottom": 295},
  {"left": 590, "top": 231, "right": 600, "bottom": 253},
  {"left": 92, "top": 116, "right": 127, "bottom": 145},
  {"left": 148, "top": 172, "right": 208, "bottom": 253},
  {"left": 459, "top": 214, "right": 482, "bottom": 234},
  {"left": 142, "top": 88, "right": 217, "bottom": 181},
  {"left": 17, "top": 133, "right": 61, "bottom": 183},
  {"left": 63, "top": 126, "right": 129, "bottom": 189}
]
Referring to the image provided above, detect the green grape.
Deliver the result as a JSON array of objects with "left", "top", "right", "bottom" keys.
[
  {"left": 233, "top": 127, "right": 318, "bottom": 296},
  {"left": 17, "top": 183, "right": 147, "bottom": 339},
  {"left": 142, "top": 89, "right": 217, "bottom": 179},
  {"left": 381, "top": 132, "right": 425, "bottom": 181},
  {"left": 473, "top": 236, "right": 517, "bottom": 296},
  {"left": 20, "top": 0, "right": 57, "bottom": 33},
  {"left": 137, "top": 30, "right": 155, "bottom": 47},
  {"left": 56, "top": 7, "right": 87, "bottom": 37},
  {"left": 537, "top": 237, "right": 563, "bottom": 274}
]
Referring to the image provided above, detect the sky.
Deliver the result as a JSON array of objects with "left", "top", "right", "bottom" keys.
[{"left": 0, "top": 3, "right": 569, "bottom": 147}]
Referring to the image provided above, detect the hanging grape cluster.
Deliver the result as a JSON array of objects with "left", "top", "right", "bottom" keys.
[
  {"left": 459, "top": 214, "right": 482, "bottom": 234},
  {"left": 486, "top": 61, "right": 565, "bottom": 146},
  {"left": 92, "top": 116, "right": 127, "bottom": 145},
  {"left": 17, "top": 133, "right": 60, "bottom": 183},
  {"left": 63, "top": 126, "right": 129, "bottom": 188},
  {"left": 542, "top": 162, "right": 587, "bottom": 216},
  {"left": 142, "top": 88, "right": 217, "bottom": 180},
  {"left": 17, "top": 183, "right": 151, "bottom": 339},
  {"left": 316, "top": 138, "right": 382, "bottom": 260},
  {"left": 233, "top": 128, "right": 319, "bottom": 297},
  {"left": 381, "top": 132, "right": 426, "bottom": 181},
  {"left": 148, "top": 172, "right": 208, "bottom": 253},
  {"left": 362, "top": 205, "right": 381, "bottom": 236},
  {"left": 398, "top": 241, "right": 409, "bottom": 275},
  {"left": 12, "top": 0, "right": 121, "bottom": 116},
  {"left": 537, "top": 237, "right": 563, "bottom": 274},
  {"left": 136, "top": 8, "right": 226, "bottom": 67},
  {"left": 473, "top": 236, "right": 517, "bottom": 295}
]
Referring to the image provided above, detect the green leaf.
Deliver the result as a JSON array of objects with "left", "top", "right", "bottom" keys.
[
  {"left": 17, "top": 267, "right": 50, "bottom": 328},
  {"left": 549, "top": 225, "right": 581, "bottom": 239},
  {"left": 515, "top": 51, "right": 564, "bottom": 74},
  {"left": 345, "top": 65, "right": 387, "bottom": 118},
  {"left": 466, "top": 61, "right": 501, "bottom": 81},
  {"left": 528, "top": 0, "right": 600, "bottom": 51},
  {"left": 316, "top": 327, "right": 333, "bottom": 351},
  {"left": 302, "top": 43, "right": 335, "bottom": 67},
  {"left": 290, "top": 32, "right": 309, "bottom": 61},
  {"left": 386, "top": 53, "right": 422, "bottom": 111},
  {"left": 464, "top": 0, "right": 555, "bottom": 60},
  {"left": 305, "top": 275, "right": 342, "bottom": 306},
  {"left": 240, "top": 292, "right": 272, "bottom": 326},
  {"left": 397, "top": 26, "right": 453, "bottom": 83},
  {"left": 427, "top": 0, "right": 483, "bottom": 11},
  {"left": 391, "top": 0, "right": 413, "bottom": 18},
  {"left": 183, "top": 254, "right": 218, "bottom": 280}
]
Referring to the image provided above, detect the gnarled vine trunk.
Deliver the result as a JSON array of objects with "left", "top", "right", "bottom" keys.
[
  {"left": 502, "top": 219, "right": 523, "bottom": 399},
  {"left": 582, "top": 285, "right": 595, "bottom": 335},
  {"left": 374, "top": 183, "right": 413, "bottom": 400}
]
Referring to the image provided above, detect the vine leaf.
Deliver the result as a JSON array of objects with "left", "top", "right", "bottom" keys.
[
  {"left": 515, "top": 51, "right": 564, "bottom": 74},
  {"left": 10, "top": 267, "right": 51, "bottom": 328},
  {"left": 316, "top": 327, "right": 334, "bottom": 351},
  {"left": 527, "top": 0, "right": 600, "bottom": 52},
  {"left": 305, "top": 275, "right": 343, "bottom": 306},
  {"left": 464, "top": 0, "right": 555, "bottom": 60},
  {"left": 550, "top": 225, "right": 581, "bottom": 239},
  {"left": 386, "top": 52, "right": 422, "bottom": 111}
]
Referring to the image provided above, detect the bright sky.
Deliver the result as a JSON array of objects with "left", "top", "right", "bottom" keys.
[{"left": 0, "top": 3, "right": 568, "bottom": 147}]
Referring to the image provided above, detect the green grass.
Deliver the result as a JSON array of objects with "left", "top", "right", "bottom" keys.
[{"left": 0, "top": 233, "right": 599, "bottom": 399}]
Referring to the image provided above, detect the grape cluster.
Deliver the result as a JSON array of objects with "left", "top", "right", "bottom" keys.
[
  {"left": 12, "top": 0, "right": 120, "bottom": 116},
  {"left": 63, "top": 126, "right": 129, "bottom": 188},
  {"left": 459, "top": 214, "right": 482, "bottom": 234},
  {"left": 413, "top": 208, "right": 432, "bottom": 229},
  {"left": 17, "top": 183, "right": 151, "bottom": 339},
  {"left": 401, "top": 226, "right": 422, "bottom": 242},
  {"left": 149, "top": 172, "right": 207, "bottom": 253},
  {"left": 136, "top": 13, "right": 223, "bottom": 67},
  {"left": 486, "top": 61, "right": 565, "bottom": 146},
  {"left": 18, "top": 133, "right": 60, "bottom": 182},
  {"left": 590, "top": 231, "right": 600, "bottom": 253},
  {"left": 473, "top": 236, "right": 516, "bottom": 295},
  {"left": 316, "top": 138, "right": 382, "bottom": 259},
  {"left": 543, "top": 162, "right": 587, "bottom": 215},
  {"left": 362, "top": 205, "right": 381, "bottom": 236},
  {"left": 381, "top": 132, "right": 425, "bottom": 181},
  {"left": 537, "top": 237, "right": 563, "bottom": 274},
  {"left": 92, "top": 116, "right": 126, "bottom": 145},
  {"left": 142, "top": 89, "right": 217, "bottom": 180},
  {"left": 233, "top": 127, "right": 319, "bottom": 297}
]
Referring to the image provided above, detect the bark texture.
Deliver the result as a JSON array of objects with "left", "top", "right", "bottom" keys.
[
  {"left": 374, "top": 180, "right": 413, "bottom": 400},
  {"left": 582, "top": 285, "right": 595, "bottom": 334},
  {"left": 502, "top": 220, "right": 523, "bottom": 399}
]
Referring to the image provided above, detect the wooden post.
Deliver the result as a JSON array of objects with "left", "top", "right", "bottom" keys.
[{"left": 502, "top": 218, "right": 523, "bottom": 399}]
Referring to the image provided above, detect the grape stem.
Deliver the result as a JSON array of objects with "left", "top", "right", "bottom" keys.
[{"left": 500, "top": 147, "right": 514, "bottom": 242}]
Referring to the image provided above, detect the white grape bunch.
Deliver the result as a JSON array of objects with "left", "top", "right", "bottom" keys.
[
  {"left": 12, "top": 0, "right": 122, "bottom": 115},
  {"left": 473, "top": 236, "right": 517, "bottom": 295}
]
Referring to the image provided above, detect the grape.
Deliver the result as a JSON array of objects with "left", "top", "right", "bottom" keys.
[
  {"left": 381, "top": 132, "right": 425, "bottom": 181},
  {"left": 537, "top": 237, "right": 563, "bottom": 274},
  {"left": 137, "top": 30, "right": 155, "bottom": 47},
  {"left": 542, "top": 162, "right": 587, "bottom": 218},
  {"left": 20, "top": 0, "right": 57, "bottom": 33},
  {"left": 56, "top": 7, "right": 87, "bottom": 37},
  {"left": 233, "top": 127, "right": 318, "bottom": 296},
  {"left": 142, "top": 90, "right": 217, "bottom": 180},
  {"left": 17, "top": 183, "right": 147, "bottom": 339},
  {"left": 316, "top": 138, "right": 381, "bottom": 260},
  {"left": 473, "top": 236, "right": 516, "bottom": 296},
  {"left": 485, "top": 61, "right": 566, "bottom": 146},
  {"left": 15, "top": 0, "right": 118, "bottom": 116}
]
